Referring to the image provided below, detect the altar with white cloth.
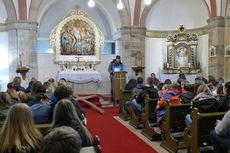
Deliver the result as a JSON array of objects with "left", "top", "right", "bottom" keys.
[
  {"left": 58, "top": 71, "right": 102, "bottom": 84},
  {"left": 157, "top": 74, "right": 197, "bottom": 84}
]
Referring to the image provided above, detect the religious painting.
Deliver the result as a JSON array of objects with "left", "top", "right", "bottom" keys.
[
  {"left": 61, "top": 20, "right": 95, "bottom": 56},
  {"left": 163, "top": 25, "right": 200, "bottom": 74},
  {"left": 175, "top": 44, "right": 189, "bottom": 67},
  {"left": 225, "top": 45, "right": 230, "bottom": 57},
  {"left": 210, "top": 46, "right": 216, "bottom": 57},
  {"left": 49, "top": 10, "right": 104, "bottom": 65}
]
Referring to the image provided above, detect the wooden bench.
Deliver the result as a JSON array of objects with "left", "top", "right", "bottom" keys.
[
  {"left": 119, "top": 89, "right": 133, "bottom": 121},
  {"left": 160, "top": 101, "right": 191, "bottom": 153},
  {"left": 183, "top": 108, "right": 226, "bottom": 153},
  {"left": 35, "top": 123, "right": 52, "bottom": 135},
  {"left": 141, "top": 95, "right": 159, "bottom": 140},
  {"left": 129, "top": 91, "right": 143, "bottom": 129}
]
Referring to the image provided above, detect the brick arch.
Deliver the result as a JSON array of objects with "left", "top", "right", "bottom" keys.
[{"left": 3, "top": 0, "right": 17, "bottom": 22}]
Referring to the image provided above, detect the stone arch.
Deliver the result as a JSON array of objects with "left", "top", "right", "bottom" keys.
[
  {"left": 116, "top": 0, "right": 130, "bottom": 26},
  {"left": 3, "top": 0, "right": 17, "bottom": 22},
  {"left": 29, "top": 0, "right": 44, "bottom": 22}
]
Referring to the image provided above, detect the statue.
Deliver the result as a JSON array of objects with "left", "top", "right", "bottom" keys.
[
  {"left": 135, "top": 51, "right": 142, "bottom": 67},
  {"left": 20, "top": 50, "right": 29, "bottom": 68}
]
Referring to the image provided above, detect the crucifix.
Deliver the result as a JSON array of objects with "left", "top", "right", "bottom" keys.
[{"left": 75, "top": 56, "right": 82, "bottom": 63}]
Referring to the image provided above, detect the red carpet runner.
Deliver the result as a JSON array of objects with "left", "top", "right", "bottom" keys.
[{"left": 85, "top": 107, "right": 158, "bottom": 153}]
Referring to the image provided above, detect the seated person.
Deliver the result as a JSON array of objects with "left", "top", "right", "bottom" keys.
[
  {"left": 185, "top": 84, "right": 218, "bottom": 126},
  {"left": 28, "top": 81, "right": 46, "bottom": 103},
  {"left": 49, "top": 85, "right": 85, "bottom": 121},
  {"left": 0, "top": 103, "right": 42, "bottom": 153},
  {"left": 210, "top": 110, "right": 230, "bottom": 153},
  {"left": 41, "top": 126, "right": 82, "bottom": 153},
  {"left": 156, "top": 84, "right": 181, "bottom": 126},
  {"left": 0, "top": 92, "right": 11, "bottom": 125},
  {"left": 131, "top": 77, "right": 158, "bottom": 119},
  {"left": 125, "top": 77, "right": 144, "bottom": 111},
  {"left": 30, "top": 93, "right": 51, "bottom": 124},
  {"left": 51, "top": 99, "right": 91, "bottom": 147},
  {"left": 125, "top": 76, "right": 137, "bottom": 90},
  {"left": 58, "top": 78, "right": 67, "bottom": 86},
  {"left": 217, "top": 82, "right": 230, "bottom": 111},
  {"left": 179, "top": 83, "right": 195, "bottom": 104}
]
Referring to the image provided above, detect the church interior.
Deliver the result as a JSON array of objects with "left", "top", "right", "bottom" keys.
[{"left": 0, "top": 0, "right": 230, "bottom": 153}]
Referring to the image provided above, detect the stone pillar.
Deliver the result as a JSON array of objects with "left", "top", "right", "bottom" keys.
[
  {"left": 114, "top": 26, "right": 146, "bottom": 79},
  {"left": 207, "top": 17, "right": 225, "bottom": 79},
  {"left": 7, "top": 21, "right": 38, "bottom": 85},
  {"left": 224, "top": 16, "right": 230, "bottom": 81}
]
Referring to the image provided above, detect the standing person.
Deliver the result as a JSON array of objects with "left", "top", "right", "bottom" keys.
[{"left": 108, "top": 55, "right": 123, "bottom": 102}]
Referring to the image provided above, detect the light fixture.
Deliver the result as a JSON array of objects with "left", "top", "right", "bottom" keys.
[
  {"left": 117, "top": 0, "right": 124, "bottom": 10},
  {"left": 144, "top": 0, "right": 152, "bottom": 5},
  {"left": 88, "top": 0, "right": 95, "bottom": 8}
]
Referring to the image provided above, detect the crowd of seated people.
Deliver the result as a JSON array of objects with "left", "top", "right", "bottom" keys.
[
  {"left": 0, "top": 76, "right": 92, "bottom": 153},
  {"left": 123, "top": 74, "right": 230, "bottom": 152}
]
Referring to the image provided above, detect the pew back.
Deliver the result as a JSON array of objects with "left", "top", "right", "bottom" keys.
[
  {"left": 184, "top": 108, "right": 226, "bottom": 153},
  {"left": 119, "top": 89, "right": 132, "bottom": 120}
]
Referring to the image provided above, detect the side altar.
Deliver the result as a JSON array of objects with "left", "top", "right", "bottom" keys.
[{"left": 163, "top": 25, "right": 201, "bottom": 74}]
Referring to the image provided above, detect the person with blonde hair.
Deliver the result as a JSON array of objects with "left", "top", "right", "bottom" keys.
[
  {"left": 0, "top": 103, "right": 42, "bottom": 153},
  {"left": 51, "top": 99, "right": 91, "bottom": 147},
  {"left": 0, "top": 92, "right": 11, "bottom": 125}
]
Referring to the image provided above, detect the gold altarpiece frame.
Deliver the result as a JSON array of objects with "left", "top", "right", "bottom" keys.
[{"left": 49, "top": 10, "right": 104, "bottom": 71}]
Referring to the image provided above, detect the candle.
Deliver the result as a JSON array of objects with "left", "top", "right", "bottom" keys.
[
  {"left": 188, "top": 63, "right": 191, "bottom": 68},
  {"left": 167, "top": 63, "right": 169, "bottom": 68}
]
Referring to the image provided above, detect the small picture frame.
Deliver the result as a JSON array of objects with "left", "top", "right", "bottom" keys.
[
  {"left": 210, "top": 46, "right": 216, "bottom": 57},
  {"left": 225, "top": 45, "right": 230, "bottom": 57}
]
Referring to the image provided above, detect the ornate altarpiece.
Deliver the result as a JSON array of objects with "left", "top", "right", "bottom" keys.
[
  {"left": 163, "top": 25, "right": 201, "bottom": 74},
  {"left": 49, "top": 10, "right": 104, "bottom": 71}
]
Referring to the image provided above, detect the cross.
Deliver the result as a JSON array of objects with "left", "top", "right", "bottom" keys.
[{"left": 75, "top": 56, "right": 82, "bottom": 63}]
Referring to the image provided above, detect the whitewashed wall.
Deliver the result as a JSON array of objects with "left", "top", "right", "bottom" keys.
[
  {"left": 0, "top": 32, "right": 9, "bottom": 91},
  {"left": 145, "top": 0, "right": 209, "bottom": 30},
  {"left": 145, "top": 35, "right": 209, "bottom": 80},
  {"left": 37, "top": 53, "right": 116, "bottom": 95},
  {"left": 0, "top": 0, "right": 7, "bottom": 23}
]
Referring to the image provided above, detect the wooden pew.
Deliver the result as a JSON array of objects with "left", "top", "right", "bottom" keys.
[
  {"left": 129, "top": 91, "right": 142, "bottom": 129},
  {"left": 80, "top": 135, "right": 102, "bottom": 153},
  {"left": 119, "top": 89, "right": 133, "bottom": 121},
  {"left": 183, "top": 108, "right": 226, "bottom": 153},
  {"left": 160, "top": 101, "right": 191, "bottom": 153},
  {"left": 141, "top": 95, "right": 159, "bottom": 140},
  {"left": 35, "top": 123, "right": 52, "bottom": 135}
]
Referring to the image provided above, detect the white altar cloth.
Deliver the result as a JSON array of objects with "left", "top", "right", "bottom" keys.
[
  {"left": 157, "top": 74, "right": 197, "bottom": 84},
  {"left": 58, "top": 71, "right": 102, "bottom": 84}
]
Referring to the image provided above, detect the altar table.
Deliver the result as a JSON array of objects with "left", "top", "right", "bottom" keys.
[
  {"left": 58, "top": 71, "right": 102, "bottom": 84},
  {"left": 157, "top": 74, "right": 197, "bottom": 84}
]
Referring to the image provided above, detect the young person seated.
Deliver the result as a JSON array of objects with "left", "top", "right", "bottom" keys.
[
  {"left": 210, "top": 109, "right": 230, "bottom": 153},
  {"left": 28, "top": 81, "right": 46, "bottom": 104},
  {"left": 185, "top": 84, "right": 219, "bottom": 126},
  {"left": 51, "top": 99, "right": 91, "bottom": 147},
  {"left": 179, "top": 83, "right": 195, "bottom": 104},
  {"left": 41, "top": 126, "right": 82, "bottom": 153},
  {"left": 0, "top": 92, "right": 11, "bottom": 125},
  {"left": 125, "top": 76, "right": 137, "bottom": 90},
  {"left": 0, "top": 103, "right": 42, "bottom": 153},
  {"left": 217, "top": 82, "right": 230, "bottom": 111},
  {"left": 125, "top": 77, "right": 144, "bottom": 111},
  {"left": 30, "top": 93, "right": 51, "bottom": 124},
  {"left": 49, "top": 85, "right": 85, "bottom": 121},
  {"left": 156, "top": 84, "right": 181, "bottom": 126},
  {"left": 130, "top": 77, "right": 158, "bottom": 119}
]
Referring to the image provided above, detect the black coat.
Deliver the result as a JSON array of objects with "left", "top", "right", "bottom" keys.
[
  {"left": 136, "top": 86, "right": 158, "bottom": 108},
  {"left": 217, "top": 95, "right": 230, "bottom": 111},
  {"left": 180, "top": 91, "right": 195, "bottom": 104}
]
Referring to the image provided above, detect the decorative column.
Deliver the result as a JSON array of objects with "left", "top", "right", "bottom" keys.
[
  {"left": 7, "top": 21, "right": 38, "bottom": 84},
  {"left": 207, "top": 17, "right": 225, "bottom": 79},
  {"left": 114, "top": 26, "right": 146, "bottom": 78},
  {"left": 224, "top": 16, "right": 230, "bottom": 81}
]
